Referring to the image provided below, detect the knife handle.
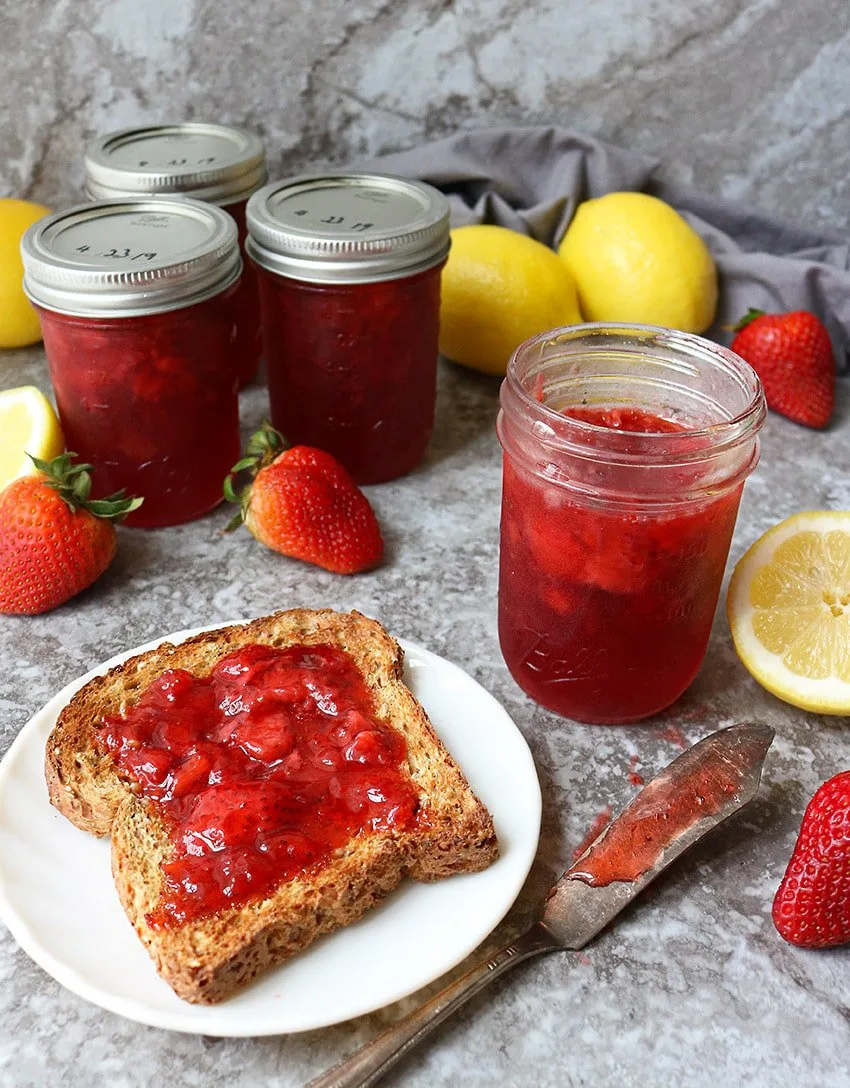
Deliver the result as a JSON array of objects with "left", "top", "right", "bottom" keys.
[{"left": 304, "top": 923, "right": 556, "bottom": 1088}]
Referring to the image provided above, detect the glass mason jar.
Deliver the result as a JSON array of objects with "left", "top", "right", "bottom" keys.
[
  {"left": 246, "top": 173, "right": 450, "bottom": 484},
  {"left": 497, "top": 324, "right": 767, "bottom": 725},
  {"left": 21, "top": 198, "right": 243, "bottom": 529},
  {"left": 84, "top": 122, "right": 266, "bottom": 387}
]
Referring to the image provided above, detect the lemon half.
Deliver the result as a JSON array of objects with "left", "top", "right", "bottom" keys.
[
  {"left": 0, "top": 385, "right": 64, "bottom": 492},
  {"left": 727, "top": 512, "right": 850, "bottom": 714}
]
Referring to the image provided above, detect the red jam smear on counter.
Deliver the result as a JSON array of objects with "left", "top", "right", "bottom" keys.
[
  {"left": 97, "top": 643, "right": 421, "bottom": 927},
  {"left": 498, "top": 406, "right": 743, "bottom": 723},
  {"left": 255, "top": 263, "right": 444, "bottom": 484}
]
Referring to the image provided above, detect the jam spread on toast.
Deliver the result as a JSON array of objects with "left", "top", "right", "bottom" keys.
[{"left": 98, "top": 643, "right": 421, "bottom": 927}]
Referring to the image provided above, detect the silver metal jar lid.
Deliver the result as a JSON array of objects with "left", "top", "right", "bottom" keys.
[
  {"left": 84, "top": 123, "right": 267, "bottom": 205},
  {"left": 21, "top": 198, "right": 241, "bottom": 318},
  {"left": 245, "top": 173, "right": 451, "bottom": 284}
]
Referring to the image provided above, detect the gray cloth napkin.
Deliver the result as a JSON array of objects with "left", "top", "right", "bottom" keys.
[{"left": 372, "top": 125, "right": 850, "bottom": 367}]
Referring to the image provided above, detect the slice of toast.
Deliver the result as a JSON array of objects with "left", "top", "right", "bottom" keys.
[{"left": 45, "top": 609, "right": 499, "bottom": 1004}]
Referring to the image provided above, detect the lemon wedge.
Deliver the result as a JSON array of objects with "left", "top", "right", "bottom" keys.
[
  {"left": 727, "top": 512, "right": 850, "bottom": 713},
  {"left": 0, "top": 385, "right": 64, "bottom": 493}
]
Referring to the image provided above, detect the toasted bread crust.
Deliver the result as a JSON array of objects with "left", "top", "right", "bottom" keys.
[{"left": 45, "top": 610, "right": 499, "bottom": 1003}]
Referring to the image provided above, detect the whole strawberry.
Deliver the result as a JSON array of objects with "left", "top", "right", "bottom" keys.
[
  {"left": 730, "top": 309, "right": 834, "bottom": 429},
  {"left": 772, "top": 770, "right": 850, "bottom": 949},
  {"left": 224, "top": 424, "right": 383, "bottom": 575},
  {"left": 0, "top": 453, "right": 142, "bottom": 615}
]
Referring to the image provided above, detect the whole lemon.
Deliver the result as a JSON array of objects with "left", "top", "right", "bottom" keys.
[
  {"left": 557, "top": 192, "right": 717, "bottom": 333},
  {"left": 439, "top": 224, "right": 582, "bottom": 376},
  {"left": 0, "top": 197, "right": 51, "bottom": 349}
]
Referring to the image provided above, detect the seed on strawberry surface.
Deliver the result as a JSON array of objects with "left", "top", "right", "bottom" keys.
[
  {"left": 0, "top": 452, "right": 141, "bottom": 615},
  {"left": 730, "top": 309, "right": 835, "bottom": 429},
  {"left": 772, "top": 770, "right": 850, "bottom": 949},
  {"left": 224, "top": 422, "right": 383, "bottom": 575}
]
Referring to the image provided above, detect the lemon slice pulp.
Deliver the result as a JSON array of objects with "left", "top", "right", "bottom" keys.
[
  {"left": 727, "top": 512, "right": 850, "bottom": 713},
  {"left": 0, "top": 385, "right": 64, "bottom": 493}
]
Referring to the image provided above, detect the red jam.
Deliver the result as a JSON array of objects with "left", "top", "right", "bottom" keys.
[
  {"left": 38, "top": 292, "right": 241, "bottom": 529},
  {"left": 498, "top": 407, "right": 742, "bottom": 724},
  {"left": 568, "top": 747, "right": 743, "bottom": 887},
  {"left": 560, "top": 407, "right": 685, "bottom": 433},
  {"left": 570, "top": 806, "right": 612, "bottom": 862},
  {"left": 225, "top": 199, "right": 262, "bottom": 386},
  {"left": 97, "top": 643, "right": 421, "bottom": 927},
  {"left": 255, "top": 263, "right": 444, "bottom": 484}
]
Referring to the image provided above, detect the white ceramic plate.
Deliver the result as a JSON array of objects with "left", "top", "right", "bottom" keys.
[{"left": 0, "top": 625, "right": 541, "bottom": 1036}]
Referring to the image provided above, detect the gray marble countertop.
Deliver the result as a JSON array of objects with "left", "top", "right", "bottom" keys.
[{"left": 1, "top": 346, "right": 848, "bottom": 1088}]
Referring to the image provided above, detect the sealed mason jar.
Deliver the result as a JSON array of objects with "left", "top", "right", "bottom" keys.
[
  {"left": 21, "top": 198, "right": 242, "bottom": 529},
  {"left": 497, "top": 324, "right": 767, "bottom": 725},
  {"left": 84, "top": 123, "right": 266, "bottom": 386},
  {"left": 246, "top": 173, "right": 450, "bottom": 484}
]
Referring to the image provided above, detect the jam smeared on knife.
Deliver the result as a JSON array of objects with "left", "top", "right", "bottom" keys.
[
  {"left": 568, "top": 727, "right": 765, "bottom": 887},
  {"left": 97, "top": 644, "right": 421, "bottom": 927}
]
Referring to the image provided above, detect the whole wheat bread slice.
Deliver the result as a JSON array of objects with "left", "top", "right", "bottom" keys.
[{"left": 45, "top": 609, "right": 499, "bottom": 1004}]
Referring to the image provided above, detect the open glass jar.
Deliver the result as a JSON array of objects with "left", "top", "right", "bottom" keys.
[
  {"left": 21, "top": 198, "right": 242, "bottom": 529},
  {"left": 246, "top": 173, "right": 450, "bottom": 484},
  {"left": 84, "top": 123, "right": 266, "bottom": 386},
  {"left": 497, "top": 324, "right": 767, "bottom": 724}
]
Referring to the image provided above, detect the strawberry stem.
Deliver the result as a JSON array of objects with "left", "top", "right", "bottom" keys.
[
  {"left": 246, "top": 422, "right": 286, "bottom": 464},
  {"left": 733, "top": 308, "right": 766, "bottom": 332},
  {"left": 28, "top": 453, "right": 143, "bottom": 520},
  {"left": 222, "top": 421, "right": 287, "bottom": 530}
]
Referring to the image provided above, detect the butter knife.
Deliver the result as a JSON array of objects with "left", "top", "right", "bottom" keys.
[{"left": 307, "top": 721, "right": 774, "bottom": 1088}]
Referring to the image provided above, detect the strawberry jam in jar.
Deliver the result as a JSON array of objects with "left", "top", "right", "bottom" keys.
[
  {"left": 497, "top": 324, "right": 766, "bottom": 724},
  {"left": 246, "top": 173, "right": 450, "bottom": 484},
  {"left": 84, "top": 123, "right": 267, "bottom": 386},
  {"left": 21, "top": 198, "right": 242, "bottom": 528}
]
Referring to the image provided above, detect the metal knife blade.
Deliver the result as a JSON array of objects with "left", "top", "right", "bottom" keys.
[
  {"left": 306, "top": 722, "right": 775, "bottom": 1088},
  {"left": 539, "top": 720, "right": 774, "bottom": 950}
]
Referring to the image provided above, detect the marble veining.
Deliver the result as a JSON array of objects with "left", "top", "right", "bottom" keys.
[{"left": 3, "top": 0, "right": 850, "bottom": 231}]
